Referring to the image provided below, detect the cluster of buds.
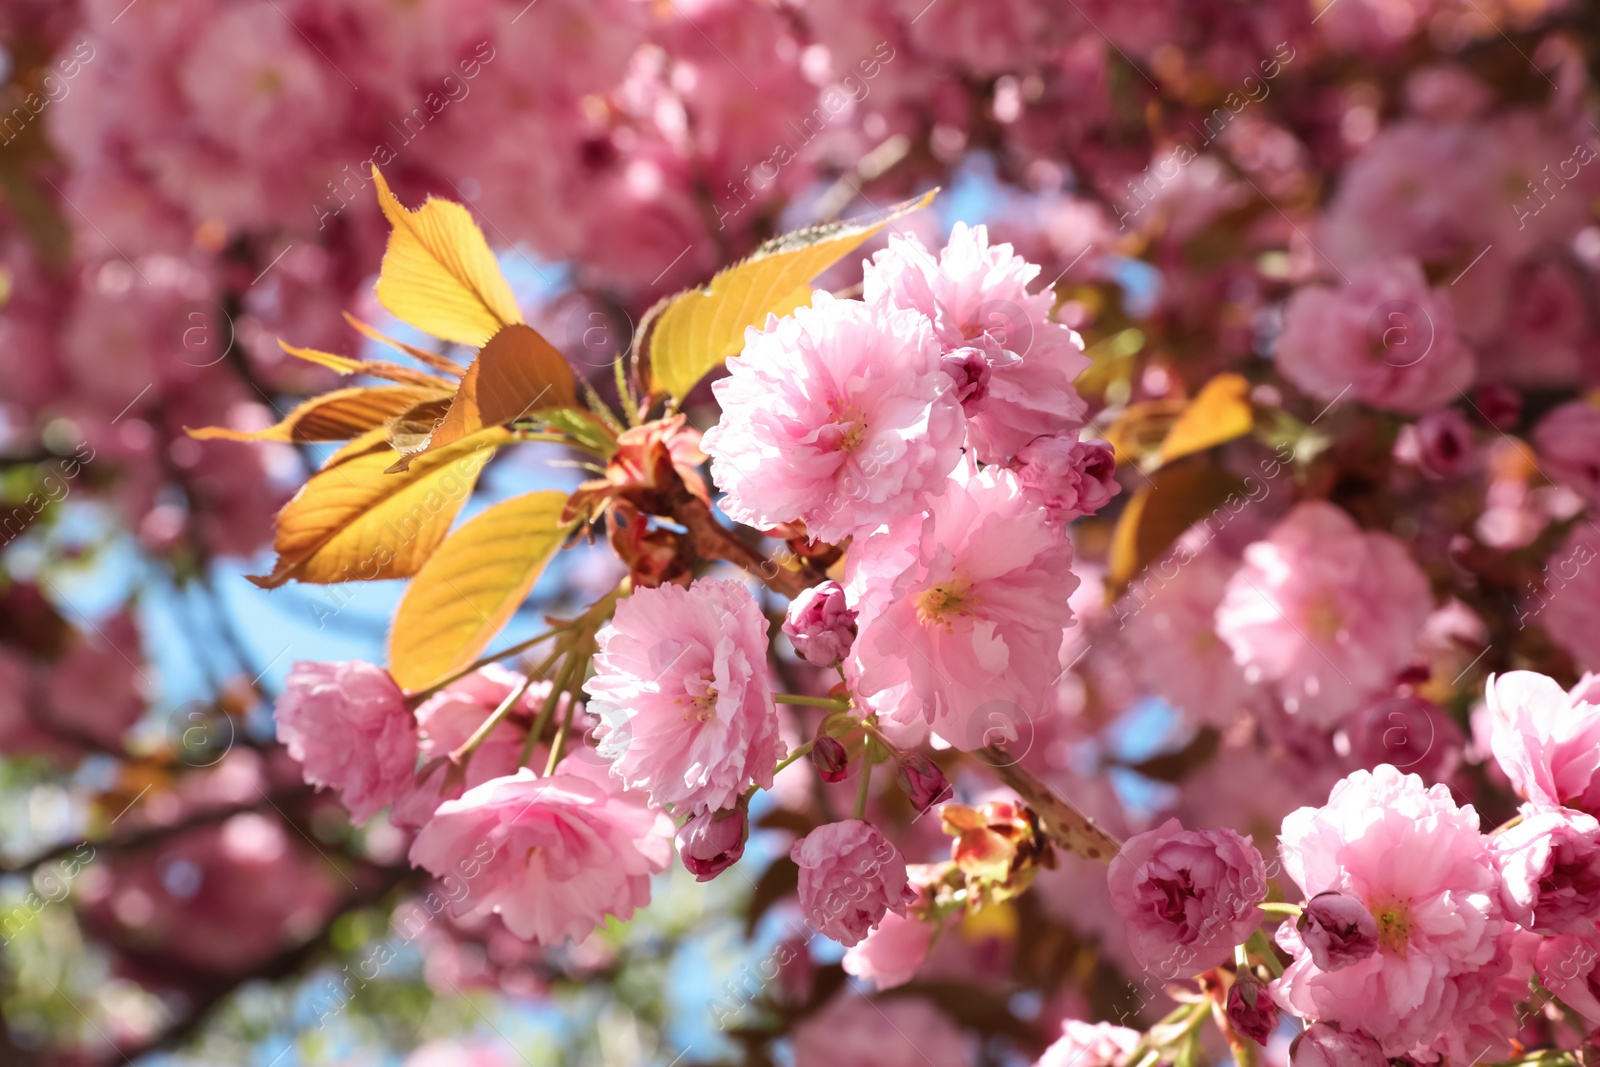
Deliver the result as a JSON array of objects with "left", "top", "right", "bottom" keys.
[
  {"left": 939, "top": 799, "right": 1056, "bottom": 909},
  {"left": 564, "top": 415, "right": 711, "bottom": 588}
]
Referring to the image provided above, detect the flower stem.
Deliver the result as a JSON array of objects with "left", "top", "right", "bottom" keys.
[
  {"left": 853, "top": 759, "right": 873, "bottom": 820},
  {"left": 542, "top": 637, "right": 592, "bottom": 777},
  {"left": 405, "top": 624, "right": 574, "bottom": 703},
  {"left": 448, "top": 674, "right": 534, "bottom": 768},
  {"left": 773, "top": 694, "right": 850, "bottom": 710},
  {"left": 1256, "top": 901, "right": 1303, "bottom": 917},
  {"left": 772, "top": 740, "right": 816, "bottom": 776},
  {"left": 517, "top": 643, "right": 572, "bottom": 769},
  {"left": 1245, "top": 928, "right": 1284, "bottom": 979}
]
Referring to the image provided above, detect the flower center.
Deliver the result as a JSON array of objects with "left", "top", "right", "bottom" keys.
[
  {"left": 1368, "top": 898, "right": 1412, "bottom": 955},
  {"left": 823, "top": 400, "right": 867, "bottom": 453},
  {"left": 917, "top": 580, "right": 974, "bottom": 629},
  {"left": 676, "top": 669, "right": 719, "bottom": 722},
  {"left": 1305, "top": 595, "right": 1344, "bottom": 640}
]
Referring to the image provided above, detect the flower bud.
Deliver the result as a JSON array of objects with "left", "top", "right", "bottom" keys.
[
  {"left": 811, "top": 736, "right": 851, "bottom": 783},
  {"left": 677, "top": 807, "right": 748, "bottom": 881},
  {"left": 783, "top": 581, "right": 857, "bottom": 668},
  {"left": 894, "top": 753, "right": 951, "bottom": 813},
  {"left": 1472, "top": 383, "right": 1521, "bottom": 430},
  {"left": 1297, "top": 891, "right": 1379, "bottom": 971},
  {"left": 1226, "top": 972, "right": 1278, "bottom": 1045},
  {"left": 1289, "top": 1024, "right": 1386, "bottom": 1067},
  {"left": 1012, "top": 434, "right": 1120, "bottom": 522},
  {"left": 940, "top": 346, "right": 995, "bottom": 412},
  {"left": 1395, "top": 408, "right": 1474, "bottom": 478}
]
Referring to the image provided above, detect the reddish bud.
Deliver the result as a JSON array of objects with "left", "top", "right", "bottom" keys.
[
  {"left": 1226, "top": 972, "right": 1279, "bottom": 1045},
  {"left": 677, "top": 807, "right": 748, "bottom": 881},
  {"left": 894, "top": 753, "right": 951, "bottom": 812},
  {"left": 811, "top": 736, "right": 850, "bottom": 783}
]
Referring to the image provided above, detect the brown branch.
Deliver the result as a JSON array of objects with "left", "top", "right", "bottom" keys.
[
  {"left": 670, "top": 495, "right": 822, "bottom": 599},
  {"left": 983, "top": 753, "right": 1123, "bottom": 863}
]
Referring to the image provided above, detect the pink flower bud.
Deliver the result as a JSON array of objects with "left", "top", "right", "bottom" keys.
[
  {"left": 677, "top": 807, "right": 748, "bottom": 882},
  {"left": 811, "top": 736, "right": 850, "bottom": 783},
  {"left": 1297, "top": 891, "right": 1379, "bottom": 971},
  {"left": 1108, "top": 819, "right": 1268, "bottom": 979},
  {"left": 1395, "top": 408, "right": 1474, "bottom": 478},
  {"left": 939, "top": 346, "right": 996, "bottom": 412},
  {"left": 1472, "top": 384, "right": 1521, "bottom": 430},
  {"left": 894, "top": 753, "right": 951, "bottom": 812},
  {"left": 1012, "top": 434, "right": 1120, "bottom": 522},
  {"left": 1289, "top": 1024, "right": 1387, "bottom": 1067},
  {"left": 1226, "top": 972, "right": 1279, "bottom": 1045},
  {"left": 783, "top": 581, "right": 857, "bottom": 668}
]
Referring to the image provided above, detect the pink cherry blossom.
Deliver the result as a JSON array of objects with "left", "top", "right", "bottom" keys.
[
  {"left": 408, "top": 761, "right": 672, "bottom": 946},
  {"left": 864, "top": 222, "right": 1090, "bottom": 463},
  {"left": 1275, "top": 257, "right": 1475, "bottom": 415},
  {"left": 391, "top": 665, "right": 553, "bottom": 831},
  {"left": 1484, "top": 671, "right": 1600, "bottom": 816},
  {"left": 1533, "top": 400, "right": 1600, "bottom": 505},
  {"left": 1216, "top": 501, "right": 1433, "bottom": 727},
  {"left": 700, "top": 291, "right": 965, "bottom": 544},
  {"left": 847, "top": 461, "right": 1078, "bottom": 747},
  {"left": 1493, "top": 807, "right": 1600, "bottom": 936},
  {"left": 790, "top": 819, "right": 916, "bottom": 946},
  {"left": 1296, "top": 891, "right": 1379, "bottom": 972},
  {"left": 1032, "top": 1019, "right": 1141, "bottom": 1067},
  {"left": 1107, "top": 818, "right": 1267, "bottom": 979},
  {"left": 783, "top": 580, "right": 858, "bottom": 668},
  {"left": 841, "top": 911, "right": 935, "bottom": 990},
  {"left": 585, "top": 577, "right": 783, "bottom": 815},
  {"left": 274, "top": 660, "right": 417, "bottom": 826},
  {"left": 1535, "top": 934, "right": 1600, "bottom": 1027},
  {"left": 1273, "top": 765, "right": 1508, "bottom": 1061}
]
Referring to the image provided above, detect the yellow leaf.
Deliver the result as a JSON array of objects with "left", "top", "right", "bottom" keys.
[
  {"left": 388, "top": 490, "right": 572, "bottom": 691},
  {"left": 342, "top": 311, "right": 464, "bottom": 378},
  {"left": 186, "top": 385, "right": 447, "bottom": 444},
  {"left": 1107, "top": 461, "right": 1245, "bottom": 595},
  {"left": 371, "top": 167, "right": 522, "bottom": 347},
  {"left": 403, "top": 323, "right": 579, "bottom": 466},
  {"left": 248, "top": 428, "right": 506, "bottom": 589},
  {"left": 278, "top": 339, "right": 453, "bottom": 389},
  {"left": 1157, "top": 373, "right": 1255, "bottom": 467},
  {"left": 644, "top": 189, "right": 937, "bottom": 400}
]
